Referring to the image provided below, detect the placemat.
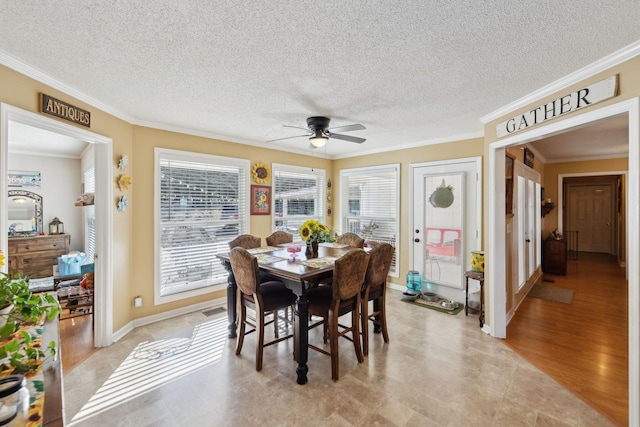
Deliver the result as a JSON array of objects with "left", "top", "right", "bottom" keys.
[
  {"left": 247, "top": 246, "right": 278, "bottom": 254},
  {"left": 319, "top": 242, "right": 349, "bottom": 248},
  {"left": 298, "top": 256, "right": 339, "bottom": 268},
  {"left": 255, "top": 254, "right": 288, "bottom": 265}
]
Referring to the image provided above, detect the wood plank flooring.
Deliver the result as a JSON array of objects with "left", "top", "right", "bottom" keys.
[
  {"left": 505, "top": 252, "right": 628, "bottom": 426},
  {"left": 59, "top": 314, "right": 97, "bottom": 374}
]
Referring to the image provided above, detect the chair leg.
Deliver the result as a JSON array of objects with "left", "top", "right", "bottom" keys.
[
  {"left": 256, "top": 307, "right": 265, "bottom": 371},
  {"left": 274, "top": 310, "right": 280, "bottom": 339},
  {"left": 352, "top": 306, "right": 364, "bottom": 363},
  {"left": 361, "top": 299, "right": 370, "bottom": 356},
  {"left": 236, "top": 304, "right": 246, "bottom": 356},
  {"left": 329, "top": 310, "right": 339, "bottom": 381},
  {"left": 379, "top": 295, "right": 389, "bottom": 343}
]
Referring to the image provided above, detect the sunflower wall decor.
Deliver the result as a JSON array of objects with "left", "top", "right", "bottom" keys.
[
  {"left": 251, "top": 162, "right": 270, "bottom": 184},
  {"left": 118, "top": 175, "right": 132, "bottom": 191}
]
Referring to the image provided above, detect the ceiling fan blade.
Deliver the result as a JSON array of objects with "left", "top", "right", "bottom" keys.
[
  {"left": 266, "top": 134, "right": 309, "bottom": 142},
  {"left": 283, "top": 124, "right": 310, "bottom": 131},
  {"left": 328, "top": 133, "right": 366, "bottom": 144},
  {"left": 328, "top": 123, "right": 365, "bottom": 133}
]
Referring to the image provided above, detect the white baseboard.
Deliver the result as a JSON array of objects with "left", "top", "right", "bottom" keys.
[{"left": 112, "top": 297, "right": 227, "bottom": 343}]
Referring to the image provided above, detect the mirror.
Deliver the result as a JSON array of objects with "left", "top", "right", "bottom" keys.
[{"left": 8, "top": 190, "right": 43, "bottom": 236}]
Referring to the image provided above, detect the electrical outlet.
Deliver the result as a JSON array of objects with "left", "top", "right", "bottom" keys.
[{"left": 134, "top": 296, "right": 142, "bottom": 308}]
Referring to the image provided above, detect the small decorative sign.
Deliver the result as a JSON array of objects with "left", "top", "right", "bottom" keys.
[
  {"left": 524, "top": 148, "right": 535, "bottom": 168},
  {"left": 8, "top": 170, "right": 41, "bottom": 188},
  {"left": 40, "top": 93, "right": 91, "bottom": 127},
  {"left": 496, "top": 75, "right": 618, "bottom": 138}
]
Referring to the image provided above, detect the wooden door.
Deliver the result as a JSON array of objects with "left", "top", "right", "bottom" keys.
[{"left": 567, "top": 184, "right": 614, "bottom": 253}]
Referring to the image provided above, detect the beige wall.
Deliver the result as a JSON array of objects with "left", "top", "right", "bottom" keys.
[
  {"left": 130, "top": 126, "right": 333, "bottom": 318},
  {"left": 334, "top": 138, "right": 484, "bottom": 286},
  {"left": 1, "top": 64, "right": 134, "bottom": 331}
]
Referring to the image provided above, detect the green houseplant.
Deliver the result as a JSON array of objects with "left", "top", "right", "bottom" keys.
[{"left": 0, "top": 250, "right": 60, "bottom": 374}]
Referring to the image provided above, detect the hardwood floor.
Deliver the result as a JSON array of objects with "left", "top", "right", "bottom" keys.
[
  {"left": 59, "top": 314, "right": 97, "bottom": 374},
  {"left": 505, "top": 252, "right": 628, "bottom": 426}
]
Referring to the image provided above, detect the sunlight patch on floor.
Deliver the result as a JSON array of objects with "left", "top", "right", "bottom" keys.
[{"left": 69, "top": 316, "right": 227, "bottom": 424}]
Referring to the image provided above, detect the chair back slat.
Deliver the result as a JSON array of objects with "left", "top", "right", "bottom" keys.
[{"left": 229, "top": 247, "right": 260, "bottom": 295}]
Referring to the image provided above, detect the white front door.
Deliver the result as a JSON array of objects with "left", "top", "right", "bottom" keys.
[{"left": 411, "top": 158, "right": 481, "bottom": 299}]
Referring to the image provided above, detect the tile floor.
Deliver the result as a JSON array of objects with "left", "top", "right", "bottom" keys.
[{"left": 63, "top": 289, "right": 613, "bottom": 426}]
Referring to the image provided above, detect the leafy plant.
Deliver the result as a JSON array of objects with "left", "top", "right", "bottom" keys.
[{"left": 0, "top": 251, "right": 60, "bottom": 374}]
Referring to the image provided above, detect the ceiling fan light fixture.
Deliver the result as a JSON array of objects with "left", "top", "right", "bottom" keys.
[{"left": 309, "top": 130, "right": 328, "bottom": 147}]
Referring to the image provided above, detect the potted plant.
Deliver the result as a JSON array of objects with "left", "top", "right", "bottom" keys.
[{"left": 0, "top": 250, "right": 60, "bottom": 374}]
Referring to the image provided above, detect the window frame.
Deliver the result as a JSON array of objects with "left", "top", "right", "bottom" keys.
[
  {"left": 340, "top": 164, "right": 400, "bottom": 277},
  {"left": 271, "top": 163, "right": 326, "bottom": 241},
  {"left": 154, "top": 147, "right": 250, "bottom": 305}
]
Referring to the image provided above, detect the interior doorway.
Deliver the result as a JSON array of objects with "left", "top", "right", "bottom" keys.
[
  {"left": 488, "top": 98, "right": 639, "bottom": 426},
  {"left": 0, "top": 103, "right": 114, "bottom": 347}
]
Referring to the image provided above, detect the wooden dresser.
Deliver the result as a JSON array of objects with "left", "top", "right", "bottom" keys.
[{"left": 7, "top": 234, "right": 70, "bottom": 279}]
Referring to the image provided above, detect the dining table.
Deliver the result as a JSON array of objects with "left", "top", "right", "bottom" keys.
[{"left": 217, "top": 242, "right": 359, "bottom": 384}]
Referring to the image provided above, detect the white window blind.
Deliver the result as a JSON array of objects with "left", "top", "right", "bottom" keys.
[
  {"left": 83, "top": 166, "right": 96, "bottom": 263},
  {"left": 340, "top": 164, "right": 400, "bottom": 276},
  {"left": 272, "top": 164, "right": 325, "bottom": 241},
  {"left": 155, "top": 148, "right": 249, "bottom": 303}
]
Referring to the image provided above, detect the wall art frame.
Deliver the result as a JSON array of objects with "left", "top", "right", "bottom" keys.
[{"left": 250, "top": 185, "right": 271, "bottom": 215}]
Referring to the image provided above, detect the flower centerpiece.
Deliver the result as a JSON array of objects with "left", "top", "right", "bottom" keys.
[
  {"left": 299, "top": 219, "right": 332, "bottom": 256},
  {"left": 0, "top": 250, "right": 60, "bottom": 374}
]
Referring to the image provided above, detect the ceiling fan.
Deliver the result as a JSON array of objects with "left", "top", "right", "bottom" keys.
[{"left": 268, "top": 116, "right": 366, "bottom": 148}]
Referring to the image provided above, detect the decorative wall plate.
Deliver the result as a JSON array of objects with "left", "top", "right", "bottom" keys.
[
  {"left": 251, "top": 162, "right": 270, "bottom": 184},
  {"left": 118, "top": 155, "right": 128, "bottom": 171},
  {"left": 117, "top": 196, "right": 128, "bottom": 212}
]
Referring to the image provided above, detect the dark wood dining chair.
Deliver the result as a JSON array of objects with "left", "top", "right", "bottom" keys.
[
  {"left": 229, "top": 247, "right": 296, "bottom": 371},
  {"left": 228, "top": 234, "right": 261, "bottom": 250},
  {"left": 265, "top": 231, "right": 293, "bottom": 247},
  {"left": 228, "top": 233, "right": 290, "bottom": 337},
  {"left": 361, "top": 243, "right": 394, "bottom": 356},
  {"left": 306, "top": 249, "right": 369, "bottom": 381},
  {"left": 336, "top": 232, "right": 365, "bottom": 248}
]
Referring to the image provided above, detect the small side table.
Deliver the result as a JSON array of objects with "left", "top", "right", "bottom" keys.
[{"left": 464, "top": 270, "right": 484, "bottom": 327}]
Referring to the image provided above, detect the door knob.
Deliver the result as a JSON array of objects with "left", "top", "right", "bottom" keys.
[
  {"left": 414, "top": 238, "right": 420, "bottom": 243},
  {"left": 525, "top": 239, "right": 531, "bottom": 243}
]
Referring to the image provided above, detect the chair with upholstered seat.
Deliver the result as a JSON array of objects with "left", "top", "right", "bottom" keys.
[
  {"left": 336, "top": 232, "right": 365, "bottom": 248},
  {"left": 361, "top": 243, "right": 394, "bottom": 356},
  {"left": 229, "top": 247, "right": 297, "bottom": 371},
  {"left": 306, "top": 249, "right": 370, "bottom": 381},
  {"left": 228, "top": 234, "right": 261, "bottom": 250},
  {"left": 265, "top": 231, "right": 293, "bottom": 247}
]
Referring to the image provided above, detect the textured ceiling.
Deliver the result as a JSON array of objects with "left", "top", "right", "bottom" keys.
[{"left": 2, "top": 1, "right": 640, "bottom": 159}]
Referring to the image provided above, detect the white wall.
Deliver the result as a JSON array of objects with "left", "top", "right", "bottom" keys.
[{"left": 8, "top": 153, "right": 84, "bottom": 252}]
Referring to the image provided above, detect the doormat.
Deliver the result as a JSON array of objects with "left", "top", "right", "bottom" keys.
[
  {"left": 401, "top": 298, "right": 464, "bottom": 315},
  {"left": 528, "top": 284, "right": 574, "bottom": 304}
]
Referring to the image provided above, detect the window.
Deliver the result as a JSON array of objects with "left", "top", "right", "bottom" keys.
[
  {"left": 272, "top": 164, "right": 325, "bottom": 241},
  {"left": 340, "top": 164, "right": 400, "bottom": 276},
  {"left": 83, "top": 166, "right": 96, "bottom": 263},
  {"left": 155, "top": 148, "right": 249, "bottom": 304}
]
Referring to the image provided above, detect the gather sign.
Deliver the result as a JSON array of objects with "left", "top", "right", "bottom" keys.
[
  {"left": 496, "top": 75, "right": 618, "bottom": 138},
  {"left": 40, "top": 93, "right": 91, "bottom": 127}
]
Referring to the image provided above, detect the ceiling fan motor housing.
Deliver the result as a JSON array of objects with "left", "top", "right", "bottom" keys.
[{"left": 306, "top": 116, "right": 331, "bottom": 133}]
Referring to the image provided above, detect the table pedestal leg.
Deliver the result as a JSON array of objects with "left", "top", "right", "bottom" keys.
[
  {"left": 294, "top": 294, "right": 309, "bottom": 384},
  {"left": 222, "top": 261, "right": 237, "bottom": 338}
]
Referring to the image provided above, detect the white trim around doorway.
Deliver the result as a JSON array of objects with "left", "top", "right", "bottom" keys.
[
  {"left": 488, "top": 97, "right": 639, "bottom": 426},
  {"left": 0, "top": 103, "right": 114, "bottom": 347}
]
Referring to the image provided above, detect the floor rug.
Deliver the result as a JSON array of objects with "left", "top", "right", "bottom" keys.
[
  {"left": 401, "top": 297, "right": 464, "bottom": 315},
  {"left": 528, "top": 284, "right": 574, "bottom": 304}
]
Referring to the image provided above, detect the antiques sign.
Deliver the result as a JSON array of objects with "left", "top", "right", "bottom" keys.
[
  {"left": 496, "top": 75, "right": 618, "bottom": 138},
  {"left": 40, "top": 93, "right": 91, "bottom": 127}
]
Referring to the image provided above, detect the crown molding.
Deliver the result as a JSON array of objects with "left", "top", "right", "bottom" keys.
[
  {"left": 481, "top": 40, "right": 640, "bottom": 124},
  {"left": 0, "top": 49, "right": 135, "bottom": 123}
]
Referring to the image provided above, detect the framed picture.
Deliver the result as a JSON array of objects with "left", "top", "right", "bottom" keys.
[
  {"left": 250, "top": 185, "right": 271, "bottom": 215},
  {"left": 8, "top": 170, "right": 42, "bottom": 188},
  {"left": 505, "top": 153, "right": 515, "bottom": 216},
  {"left": 523, "top": 148, "right": 535, "bottom": 168}
]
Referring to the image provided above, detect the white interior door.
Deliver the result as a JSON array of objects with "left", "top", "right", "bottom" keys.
[
  {"left": 411, "top": 158, "right": 481, "bottom": 298},
  {"left": 514, "top": 161, "right": 541, "bottom": 290}
]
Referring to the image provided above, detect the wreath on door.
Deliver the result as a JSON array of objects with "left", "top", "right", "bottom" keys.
[{"left": 429, "top": 179, "right": 454, "bottom": 208}]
